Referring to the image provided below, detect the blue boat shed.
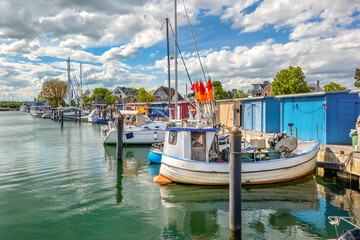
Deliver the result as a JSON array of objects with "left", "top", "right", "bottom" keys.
[
  {"left": 276, "top": 90, "right": 360, "bottom": 144},
  {"left": 242, "top": 96, "right": 280, "bottom": 133}
]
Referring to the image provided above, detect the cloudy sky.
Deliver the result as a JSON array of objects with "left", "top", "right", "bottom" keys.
[{"left": 0, "top": 0, "right": 360, "bottom": 101}]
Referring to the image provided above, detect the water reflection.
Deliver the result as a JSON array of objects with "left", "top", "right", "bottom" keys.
[
  {"left": 158, "top": 176, "right": 322, "bottom": 239},
  {"left": 104, "top": 146, "right": 150, "bottom": 204}
]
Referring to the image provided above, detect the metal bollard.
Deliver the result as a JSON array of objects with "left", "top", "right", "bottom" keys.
[
  {"left": 229, "top": 125, "right": 242, "bottom": 237},
  {"left": 116, "top": 116, "right": 124, "bottom": 161}
]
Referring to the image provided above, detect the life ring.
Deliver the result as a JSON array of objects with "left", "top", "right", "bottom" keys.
[{"left": 323, "top": 104, "right": 328, "bottom": 110}]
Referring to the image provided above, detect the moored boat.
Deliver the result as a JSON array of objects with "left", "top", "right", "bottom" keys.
[{"left": 158, "top": 127, "right": 320, "bottom": 185}]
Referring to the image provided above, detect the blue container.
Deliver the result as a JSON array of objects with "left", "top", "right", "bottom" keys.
[
  {"left": 242, "top": 96, "right": 280, "bottom": 133},
  {"left": 277, "top": 91, "right": 360, "bottom": 144},
  {"left": 148, "top": 150, "right": 162, "bottom": 164}
]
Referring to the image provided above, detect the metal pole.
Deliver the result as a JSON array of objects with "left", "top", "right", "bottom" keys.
[
  {"left": 116, "top": 116, "right": 124, "bottom": 161},
  {"left": 80, "top": 62, "right": 83, "bottom": 109},
  {"left": 316, "top": 122, "right": 319, "bottom": 141},
  {"left": 166, "top": 18, "right": 172, "bottom": 120},
  {"left": 174, "top": 0, "right": 178, "bottom": 119},
  {"left": 110, "top": 107, "right": 113, "bottom": 121},
  {"left": 104, "top": 109, "right": 107, "bottom": 124},
  {"left": 229, "top": 126, "right": 242, "bottom": 236},
  {"left": 61, "top": 111, "right": 64, "bottom": 128},
  {"left": 67, "top": 57, "right": 71, "bottom": 106},
  {"left": 79, "top": 110, "right": 81, "bottom": 124}
]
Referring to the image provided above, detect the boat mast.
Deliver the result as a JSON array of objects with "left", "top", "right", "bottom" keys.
[
  {"left": 166, "top": 18, "right": 172, "bottom": 120},
  {"left": 174, "top": 0, "right": 179, "bottom": 119},
  {"left": 80, "top": 62, "right": 83, "bottom": 109},
  {"left": 67, "top": 57, "right": 71, "bottom": 106}
]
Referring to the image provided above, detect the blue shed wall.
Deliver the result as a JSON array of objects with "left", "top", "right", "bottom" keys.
[
  {"left": 281, "top": 92, "right": 360, "bottom": 144},
  {"left": 326, "top": 93, "right": 359, "bottom": 144},
  {"left": 242, "top": 97, "right": 280, "bottom": 133},
  {"left": 264, "top": 98, "right": 281, "bottom": 132},
  {"left": 282, "top": 96, "right": 326, "bottom": 143}
]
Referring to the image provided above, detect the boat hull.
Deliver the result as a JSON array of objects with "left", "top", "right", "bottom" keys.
[
  {"left": 160, "top": 141, "right": 320, "bottom": 185},
  {"left": 104, "top": 129, "right": 166, "bottom": 145}
]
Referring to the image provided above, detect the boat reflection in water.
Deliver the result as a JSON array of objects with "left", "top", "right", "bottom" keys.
[{"left": 159, "top": 175, "right": 320, "bottom": 239}]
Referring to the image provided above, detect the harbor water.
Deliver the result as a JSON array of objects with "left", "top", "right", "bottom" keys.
[{"left": 1, "top": 111, "right": 359, "bottom": 239}]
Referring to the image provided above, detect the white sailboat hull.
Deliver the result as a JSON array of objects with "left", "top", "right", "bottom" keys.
[
  {"left": 104, "top": 128, "right": 166, "bottom": 145},
  {"left": 160, "top": 141, "right": 320, "bottom": 185}
]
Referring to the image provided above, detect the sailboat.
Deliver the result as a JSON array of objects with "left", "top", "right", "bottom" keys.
[{"left": 154, "top": 0, "right": 320, "bottom": 186}]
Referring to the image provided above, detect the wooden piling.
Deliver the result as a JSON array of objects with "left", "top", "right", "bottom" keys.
[
  {"left": 61, "top": 111, "right": 64, "bottom": 128},
  {"left": 229, "top": 126, "right": 242, "bottom": 236},
  {"left": 79, "top": 110, "right": 81, "bottom": 124}
]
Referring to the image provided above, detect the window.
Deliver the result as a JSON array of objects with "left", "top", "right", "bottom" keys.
[
  {"left": 191, "top": 132, "right": 205, "bottom": 147},
  {"left": 264, "top": 92, "right": 268, "bottom": 96},
  {"left": 169, "top": 131, "right": 177, "bottom": 145}
]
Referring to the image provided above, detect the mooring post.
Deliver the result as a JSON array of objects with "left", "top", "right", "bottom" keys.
[
  {"left": 116, "top": 116, "right": 124, "bottom": 161},
  {"left": 79, "top": 109, "right": 81, "bottom": 124},
  {"left": 104, "top": 109, "right": 107, "bottom": 124},
  {"left": 61, "top": 111, "right": 64, "bottom": 128},
  {"left": 110, "top": 107, "right": 113, "bottom": 122},
  {"left": 75, "top": 110, "right": 77, "bottom": 122},
  {"left": 229, "top": 125, "right": 242, "bottom": 239}
]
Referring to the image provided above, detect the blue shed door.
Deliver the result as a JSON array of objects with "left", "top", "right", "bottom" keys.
[{"left": 337, "top": 99, "right": 356, "bottom": 144}]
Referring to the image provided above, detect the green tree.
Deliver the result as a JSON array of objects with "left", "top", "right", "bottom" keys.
[
  {"left": 212, "top": 81, "right": 228, "bottom": 100},
  {"left": 354, "top": 68, "right": 360, "bottom": 88},
  {"left": 323, "top": 82, "right": 347, "bottom": 92},
  {"left": 90, "top": 87, "right": 110, "bottom": 99},
  {"left": 41, "top": 78, "right": 68, "bottom": 106},
  {"left": 137, "top": 88, "right": 154, "bottom": 102},
  {"left": 130, "top": 88, "right": 139, "bottom": 94},
  {"left": 83, "top": 96, "right": 90, "bottom": 105},
  {"left": 272, "top": 66, "right": 311, "bottom": 95},
  {"left": 233, "top": 89, "right": 249, "bottom": 98}
]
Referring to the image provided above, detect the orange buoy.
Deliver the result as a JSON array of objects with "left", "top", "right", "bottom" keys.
[{"left": 153, "top": 174, "right": 172, "bottom": 185}]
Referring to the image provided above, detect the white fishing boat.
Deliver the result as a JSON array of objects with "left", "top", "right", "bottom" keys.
[
  {"left": 103, "top": 111, "right": 167, "bottom": 145},
  {"left": 158, "top": 127, "right": 320, "bottom": 185}
]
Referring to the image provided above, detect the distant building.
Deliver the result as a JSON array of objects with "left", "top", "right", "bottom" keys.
[
  {"left": 250, "top": 81, "right": 272, "bottom": 97},
  {"left": 153, "top": 86, "right": 184, "bottom": 102},
  {"left": 308, "top": 80, "right": 322, "bottom": 92},
  {"left": 112, "top": 86, "right": 135, "bottom": 98},
  {"left": 86, "top": 98, "right": 107, "bottom": 109}
]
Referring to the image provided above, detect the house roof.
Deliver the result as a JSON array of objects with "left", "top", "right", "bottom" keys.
[
  {"left": 252, "top": 81, "right": 271, "bottom": 89},
  {"left": 114, "top": 86, "right": 135, "bottom": 96},
  {"left": 154, "top": 86, "right": 184, "bottom": 101}
]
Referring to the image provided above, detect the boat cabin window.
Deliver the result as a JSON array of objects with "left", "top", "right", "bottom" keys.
[
  {"left": 169, "top": 131, "right": 177, "bottom": 145},
  {"left": 191, "top": 132, "right": 205, "bottom": 147}
]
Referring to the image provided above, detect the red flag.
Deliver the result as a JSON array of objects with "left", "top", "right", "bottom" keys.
[
  {"left": 206, "top": 78, "right": 212, "bottom": 90},
  {"left": 199, "top": 81, "right": 206, "bottom": 96},
  {"left": 190, "top": 83, "right": 196, "bottom": 91},
  {"left": 195, "top": 81, "right": 199, "bottom": 92},
  {"left": 78, "top": 83, "right": 80, "bottom": 86}
]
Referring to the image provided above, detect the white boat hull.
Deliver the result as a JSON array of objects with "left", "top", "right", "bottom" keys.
[
  {"left": 160, "top": 141, "right": 320, "bottom": 185},
  {"left": 104, "top": 128, "right": 166, "bottom": 145}
]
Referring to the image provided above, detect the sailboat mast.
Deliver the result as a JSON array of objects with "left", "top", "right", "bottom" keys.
[
  {"left": 174, "top": 0, "right": 179, "bottom": 119},
  {"left": 166, "top": 18, "right": 172, "bottom": 120},
  {"left": 67, "top": 57, "right": 71, "bottom": 106},
  {"left": 80, "top": 62, "right": 83, "bottom": 109}
]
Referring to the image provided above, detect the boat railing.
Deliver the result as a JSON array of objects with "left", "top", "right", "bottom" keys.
[{"left": 328, "top": 216, "right": 360, "bottom": 238}]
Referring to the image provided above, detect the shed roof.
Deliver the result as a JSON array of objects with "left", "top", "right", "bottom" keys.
[{"left": 275, "top": 90, "right": 349, "bottom": 99}]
